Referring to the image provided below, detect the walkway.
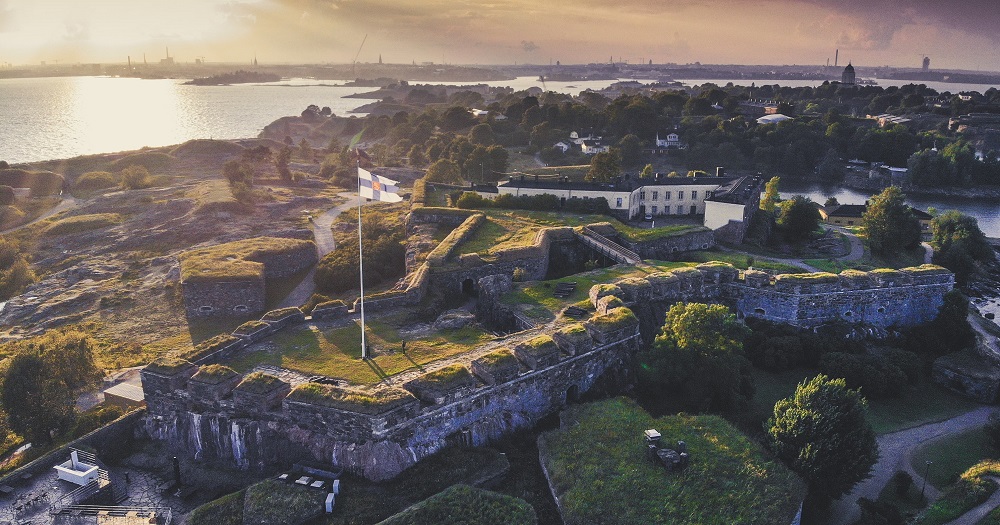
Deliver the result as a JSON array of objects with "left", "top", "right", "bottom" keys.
[
  {"left": 276, "top": 192, "right": 356, "bottom": 309},
  {"left": 0, "top": 195, "right": 80, "bottom": 235},
  {"left": 831, "top": 406, "right": 1000, "bottom": 525},
  {"left": 942, "top": 477, "right": 1000, "bottom": 525}
]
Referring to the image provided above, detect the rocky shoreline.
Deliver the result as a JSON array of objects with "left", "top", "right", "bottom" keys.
[{"left": 843, "top": 174, "right": 1000, "bottom": 200}]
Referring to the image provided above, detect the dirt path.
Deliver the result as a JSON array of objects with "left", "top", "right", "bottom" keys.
[
  {"left": 276, "top": 192, "right": 357, "bottom": 309},
  {"left": 825, "top": 224, "right": 865, "bottom": 261},
  {"left": 0, "top": 195, "right": 80, "bottom": 235},
  {"left": 830, "top": 406, "right": 999, "bottom": 525}
]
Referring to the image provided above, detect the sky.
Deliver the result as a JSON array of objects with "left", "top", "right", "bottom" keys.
[{"left": 1, "top": 0, "right": 999, "bottom": 71}]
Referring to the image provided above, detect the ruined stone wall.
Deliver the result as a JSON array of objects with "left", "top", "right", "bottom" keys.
[
  {"left": 254, "top": 243, "right": 318, "bottom": 279},
  {"left": 140, "top": 321, "right": 640, "bottom": 481}
]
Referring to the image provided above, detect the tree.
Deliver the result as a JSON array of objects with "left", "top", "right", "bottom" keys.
[
  {"left": 299, "top": 139, "right": 313, "bottom": 162},
  {"left": 1, "top": 353, "right": 74, "bottom": 443},
  {"left": 425, "top": 159, "right": 463, "bottom": 184},
  {"left": 440, "top": 106, "right": 475, "bottom": 132},
  {"left": 119, "top": 165, "right": 152, "bottom": 190},
  {"left": 824, "top": 197, "right": 840, "bottom": 207},
  {"left": 639, "top": 164, "right": 653, "bottom": 179},
  {"left": 760, "top": 176, "right": 781, "bottom": 213},
  {"left": 585, "top": 150, "right": 621, "bottom": 183},
  {"left": 767, "top": 375, "right": 878, "bottom": 503},
  {"left": 0, "top": 185, "right": 14, "bottom": 205},
  {"left": 863, "top": 186, "right": 921, "bottom": 255},
  {"left": 469, "top": 123, "right": 496, "bottom": 146},
  {"left": 637, "top": 303, "right": 753, "bottom": 412},
  {"left": 777, "top": 195, "right": 820, "bottom": 241},
  {"left": 275, "top": 146, "right": 292, "bottom": 181},
  {"left": 616, "top": 134, "right": 643, "bottom": 167},
  {"left": 931, "top": 210, "right": 995, "bottom": 284}
]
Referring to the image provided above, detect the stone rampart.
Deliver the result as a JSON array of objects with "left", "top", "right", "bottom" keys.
[
  {"left": 140, "top": 308, "right": 641, "bottom": 481},
  {"left": 592, "top": 263, "right": 954, "bottom": 329},
  {"left": 182, "top": 277, "right": 266, "bottom": 318},
  {"left": 622, "top": 227, "right": 717, "bottom": 259}
]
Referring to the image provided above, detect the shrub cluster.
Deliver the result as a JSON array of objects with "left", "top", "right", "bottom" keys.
[{"left": 454, "top": 191, "right": 610, "bottom": 213}]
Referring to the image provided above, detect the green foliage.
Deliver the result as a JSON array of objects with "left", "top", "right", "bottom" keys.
[
  {"left": 776, "top": 195, "right": 820, "bottom": 241},
  {"left": 314, "top": 207, "right": 406, "bottom": 293},
  {"left": 767, "top": 374, "right": 878, "bottom": 501},
  {"left": 818, "top": 351, "right": 913, "bottom": 399},
  {"left": 986, "top": 414, "right": 1000, "bottom": 452},
  {"left": 901, "top": 289, "right": 976, "bottom": 357},
  {"left": 69, "top": 404, "right": 124, "bottom": 439},
  {"left": 0, "top": 238, "right": 35, "bottom": 301},
  {"left": 930, "top": 210, "right": 994, "bottom": 284},
  {"left": 616, "top": 134, "right": 643, "bottom": 167},
  {"left": 180, "top": 334, "right": 241, "bottom": 361},
  {"left": 192, "top": 364, "right": 239, "bottom": 385},
  {"left": 119, "top": 165, "right": 153, "bottom": 190},
  {"left": 638, "top": 163, "right": 653, "bottom": 178},
  {"left": 760, "top": 176, "right": 780, "bottom": 213},
  {"left": 539, "top": 398, "right": 805, "bottom": 525},
  {"left": 45, "top": 213, "right": 123, "bottom": 236},
  {"left": 109, "top": 151, "right": 174, "bottom": 172},
  {"left": 2, "top": 353, "right": 76, "bottom": 442},
  {"left": 275, "top": 146, "right": 292, "bottom": 181},
  {"left": 425, "top": 158, "right": 463, "bottom": 184},
  {"left": 863, "top": 186, "right": 922, "bottom": 255},
  {"left": 235, "top": 372, "right": 285, "bottom": 395},
  {"left": 915, "top": 461, "right": 1000, "bottom": 525},
  {"left": 377, "top": 485, "right": 537, "bottom": 525},
  {"left": 637, "top": 302, "right": 753, "bottom": 412},
  {"left": 585, "top": 150, "right": 621, "bottom": 182}
]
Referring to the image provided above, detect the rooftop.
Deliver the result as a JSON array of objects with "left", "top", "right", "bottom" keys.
[
  {"left": 498, "top": 174, "right": 735, "bottom": 193},
  {"left": 704, "top": 174, "right": 764, "bottom": 205}
]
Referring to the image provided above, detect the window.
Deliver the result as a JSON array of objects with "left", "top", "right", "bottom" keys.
[
  {"left": 652, "top": 191, "right": 658, "bottom": 201},
  {"left": 665, "top": 191, "right": 671, "bottom": 200},
  {"left": 640, "top": 191, "right": 646, "bottom": 199},
  {"left": 691, "top": 190, "right": 698, "bottom": 199},
  {"left": 678, "top": 191, "right": 684, "bottom": 200},
  {"left": 651, "top": 205, "right": 658, "bottom": 214},
  {"left": 677, "top": 205, "right": 684, "bottom": 214},
  {"left": 616, "top": 197, "right": 623, "bottom": 208}
]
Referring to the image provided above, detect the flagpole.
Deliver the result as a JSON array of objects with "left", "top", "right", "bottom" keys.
[{"left": 357, "top": 160, "right": 367, "bottom": 360}]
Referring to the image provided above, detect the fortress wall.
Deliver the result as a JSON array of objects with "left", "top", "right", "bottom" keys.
[
  {"left": 254, "top": 242, "right": 318, "bottom": 279},
  {"left": 141, "top": 319, "right": 640, "bottom": 481},
  {"left": 182, "top": 277, "right": 266, "bottom": 318},
  {"left": 624, "top": 228, "right": 716, "bottom": 259}
]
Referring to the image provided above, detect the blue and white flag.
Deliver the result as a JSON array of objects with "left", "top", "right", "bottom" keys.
[{"left": 358, "top": 167, "right": 402, "bottom": 203}]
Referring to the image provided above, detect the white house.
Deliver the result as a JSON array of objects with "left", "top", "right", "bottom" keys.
[
  {"left": 483, "top": 173, "right": 764, "bottom": 242},
  {"left": 757, "top": 114, "right": 792, "bottom": 125},
  {"left": 655, "top": 131, "right": 685, "bottom": 150},
  {"left": 581, "top": 140, "right": 610, "bottom": 155},
  {"left": 553, "top": 141, "right": 574, "bottom": 153}
]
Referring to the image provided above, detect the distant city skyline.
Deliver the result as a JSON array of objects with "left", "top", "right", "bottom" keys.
[{"left": 1, "top": 0, "right": 999, "bottom": 72}]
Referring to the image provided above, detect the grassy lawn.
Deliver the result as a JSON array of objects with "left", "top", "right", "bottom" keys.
[
  {"left": 501, "top": 262, "right": 694, "bottom": 323},
  {"left": 226, "top": 313, "right": 493, "bottom": 384},
  {"left": 912, "top": 428, "right": 995, "bottom": 490},
  {"left": 457, "top": 208, "right": 700, "bottom": 257},
  {"left": 538, "top": 398, "right": 805, "bottom": 525},
  {"left": 752, "top": 368, "right": 980, "bottom": 435},
  {"left": 675, "top": 250, "right": 806, "bottom": 273},
  {"left": 876, "top": 471, "right": 929, "bottom": 522},
  {"left": 804, "top": 244, "right": 926, "bottom": 273},
  {"left": 377, "top": 484, "right": 536, "bottom": 525}
]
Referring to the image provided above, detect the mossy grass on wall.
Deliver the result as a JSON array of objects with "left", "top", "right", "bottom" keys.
[
  {"left": 180, "top": 236, "right": 314, "bottom": 283},
  {"left": 144, "top": 356, "right": 195, "bottom": 376},
  {"left": 286, "top": 382, "right": 415, "bottom": 415},
  {"left": 234, "top": 372, "right": 286, "bottom": 395},
  {"left": 191, "top": 364, "right": 239, "bottom": 385},
  {"left": 377, "top": 484, "right": 537, "bottom": 525},
  {"left": 44, "top": 213, "right": 124, "bottom": 236}
]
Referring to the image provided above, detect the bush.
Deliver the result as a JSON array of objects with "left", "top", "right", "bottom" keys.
[
  {"left": 119, "top": 165, "right": 153, "bottom": 190},
  {"left": 985, "top": 414, "right": 1000, "bottom": 452},
  {"left": 75, "top": 171, "right": 120, "bottom": 191},
  {"left": 0, "top": 186, "right": 13, "bottom": 205},
  {"left": 314, "top": 208, "right": 406, "bottom": 294},
  {"left": 45, "top": 213, "right": 124, "bottom": 236},
  {"left": 819, "top": 351, "right": 909, "bottom": 399}
]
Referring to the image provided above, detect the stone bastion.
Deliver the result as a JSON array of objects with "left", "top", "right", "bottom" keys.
[
  {"left": 179, "top": 237, "right": 318, "bottom": 318},
  {"left": 141, "top": 306, "right": 641, "bottom": 481}
]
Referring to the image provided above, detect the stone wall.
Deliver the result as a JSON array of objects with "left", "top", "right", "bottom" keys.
[
  {"left": 182, "top": 277, "right": 266, "bottom": 318},
  {"left": 622, "top": 228, "right": 716, "bottom": 259},
  {"left": 141, "top": 317, "right": 640, "bottom": 481}
]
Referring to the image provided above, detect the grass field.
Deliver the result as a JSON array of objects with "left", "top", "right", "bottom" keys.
[
  {"left": 501, "top": 262, "right": 694, "bottom": 323},
  {"left": 751, "top": 368, "right": 979, "bottom": 435},
  {"left": 457, "top": 208, "right": 701, "bottom": 257},
  {"left": 804, "top": 242, "right": 926, "bottom": 273},
  {"left": 912, "top": 428, "right": 995, "bottom": 490},
  {"left": 539, "top": 398, "right": 805, "bottom": 525},
  {"left": 227, "top": 313, "right": 493, "bottom": 384}
]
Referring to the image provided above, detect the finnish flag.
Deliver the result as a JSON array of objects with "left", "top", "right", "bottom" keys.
[{"left": 358, "top": 167, "right": 402, "bottom": 203}]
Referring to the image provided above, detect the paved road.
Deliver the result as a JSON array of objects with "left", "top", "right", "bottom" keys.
[
  {"left": 923, "top": 242, "right": 935, "bottom": 264},
  {"left": 830, "top": 406, "right": 999, "bottom": 525},
  {"left": 276, "top": 192, "right": 357, "bottom": 309},
  {"left": 826, "top": 224, "right": 865, "bottom": 261}
]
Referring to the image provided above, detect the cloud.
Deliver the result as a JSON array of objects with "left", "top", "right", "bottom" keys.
[
  {"left": 63, "top": 20, "right": 88, "bottom": 42},
  {"left": 521, "top": 40, "right": 538, "bottom": 52}
]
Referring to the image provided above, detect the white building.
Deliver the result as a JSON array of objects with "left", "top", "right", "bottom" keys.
[
  {"left": 655, "top": 131, "right": 685, "bottom": 149},
  {"left": 483, "top": 173, "right": 764, "bottom": 241},
  {"left": 553, "top": 141, "right": 574, "bottom": 153},
  {"left": 581, "top": 140, "right": 610, "bottom": 155}
]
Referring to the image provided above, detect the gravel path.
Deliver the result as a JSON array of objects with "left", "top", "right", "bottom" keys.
[
  {"left": 276, "top": 192, "right": 357, "bottom": 309},
  {"left": 830, "top": 406, "right": 999, "bottom": 525},
  {"left": 0, "top": 195, "right": 80, "bottom": 235}
]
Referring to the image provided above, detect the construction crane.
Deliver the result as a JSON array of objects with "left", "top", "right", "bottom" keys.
[{"left": 352, "top": 34, "right": 367, "bottom": 77}]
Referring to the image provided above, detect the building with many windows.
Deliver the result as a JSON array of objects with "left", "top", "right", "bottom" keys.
[{"left": 481, "top": 173, "right": 764, "bottom": 241}]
